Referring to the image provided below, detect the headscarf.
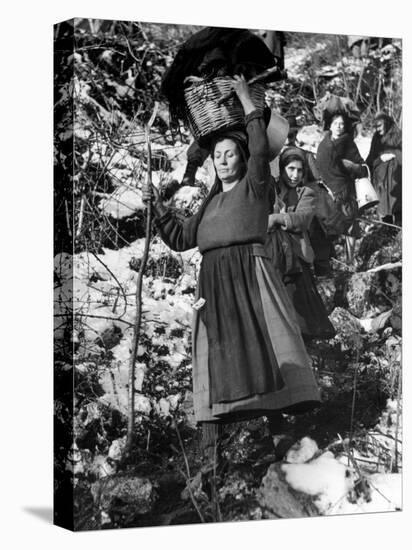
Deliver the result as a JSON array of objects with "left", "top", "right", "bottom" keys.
[
  {"left": 279, "top": 146, "right": 306, "bottom": 173},
  {"left": 374, "top": 112, "right": 395, "bottom": 134},
  {"left": 277, "top": 147, "right": 307, "bottom": 200}
]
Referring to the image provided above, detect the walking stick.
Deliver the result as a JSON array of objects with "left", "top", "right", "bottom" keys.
[{"left": 125, "top": 102, "right": 159, "bottom": 454}]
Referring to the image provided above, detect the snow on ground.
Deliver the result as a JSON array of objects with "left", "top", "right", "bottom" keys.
[
  {"left": 99, "top": 186, "right": 145, "bottom": 218},
  {"left": 55, "top": 232, "right": 198, "bottom": 415},
  {"left": 282, "top": 443, "right": 401, "bottom": 515},
  {"left": 281, "top": 397, "right": 402, "bottom": 516},
  {"left": 282, "top": 449, "right": 355, "bottom": 515}
]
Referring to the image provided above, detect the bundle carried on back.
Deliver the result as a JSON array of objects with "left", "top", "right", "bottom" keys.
[{"left": 314, "top": 92, "right": 361, "bottom": 130}]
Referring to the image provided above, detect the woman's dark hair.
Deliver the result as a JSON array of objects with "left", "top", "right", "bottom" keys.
[
  {"left": 211, "top": 135, "right": 248, "bottom": 180},
  {"left": 324, "top": 110, "right": 350, "bottom": 133},
  {"left": 279, "top": 152, "right": 305, "bottom": 174},
  {"left": 374, "top": 112, "right": 394, "bottom": 133},
  {"left": 279, "top": 153, "right": 306, "bottom": 188}
]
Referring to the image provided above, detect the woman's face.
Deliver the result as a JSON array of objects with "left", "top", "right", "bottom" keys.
[
  {"left": 282, "top": 159, "right": 304, "bottom": 188},
  {"left": 213, "top": 139, "right": 243, "bottom": 184},
  {"left": 330, "top": 116, "right": 346, "bottom": 139},
  {"left": 375, "top": 119, "right": 386, "bottom": 136}
]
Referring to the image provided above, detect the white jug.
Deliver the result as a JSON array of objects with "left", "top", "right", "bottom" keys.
[{"left": 355, "top": 164, "right": 379, "bottom": 212}]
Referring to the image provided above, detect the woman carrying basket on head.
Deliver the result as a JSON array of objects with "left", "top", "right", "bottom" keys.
[{"left": 142, "top": 76, "right": 320, "bottom": 459}]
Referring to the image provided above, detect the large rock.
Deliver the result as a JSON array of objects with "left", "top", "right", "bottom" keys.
[
  {"left": 258, "top": 463, "right": 317, "bottom": 518},
  {"left": 390, "top": 296, "right": 402, "bottom": 331},
  {"left": 316, "top": 277, "right": 336, "bottom": 314},
  {"left": 181, "top": 391, "right": 197, "bottom": 429},
  {"left": 329, "top": 307, "right": 363, "bottom": 350},
  {"left": 91, "top": 475, "right": 157, "bottom": 519},
  {"left": 345, "top": 265, "right": 401, "bottom": 318}
]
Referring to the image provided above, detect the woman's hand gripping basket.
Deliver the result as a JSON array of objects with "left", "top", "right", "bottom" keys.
[{"left": 184, "top": 77, "right": 266, "bottom": 140}]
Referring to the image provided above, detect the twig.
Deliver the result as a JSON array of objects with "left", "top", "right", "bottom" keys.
[
  {"left": 174, "top": 421, "right": 192, "bottom": 480},
  {"left": 370, "top": 430, "right": 402, "bottom": 445},
  {"left": 122, "top": 32, "right": 142, "bottom": 64},
  {"left": 355, "top": 60, "right": 366, "bottom": 104},
  {"left": 174, "top": 420, "right": 206, "bottom": 523},
  {"left": 90, "top": 251, "right": 128, "bottom": 318},
  {"left": 340, "top": 453, "right": 388, "bottom": 468},
  {"left": 339, "top": 436, "right": 371, "bottom": 504},
  {"left": 125, "top": 102, "right": 159, "bottom": 454},
  {"left": 335, "top": 36, "right": 350, "bottom": 97},
  {"left": 358, "top": 216, "right": 402, "bottom": 230},
  {"left": 349, "top": 352, "right": 360, "bottom": 449},
  {"left": 367, "top": 261, "right": 402, "bottom": 273},
  {"left": 393, "top": 378, "right": 402, "bottom": 473},
  {"left": 55, "top": 312, "right": 134, "bottom": 327},
  {"left": 368, "top": 479, "right": 399, "bottom": 508},
  {"left": 64, "top": 199, "right": 72, "bottom": 237},
  {"left": 331, "top": 257, "right": 356, "bottom": 272}
]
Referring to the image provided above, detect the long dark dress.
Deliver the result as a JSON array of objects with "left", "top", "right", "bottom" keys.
[
  {"left": 316, "top": 131, "right": 365, "bottom": 237},
  {"left": 266, "top": 182, "right": 336, "bottom": 340},
  {"left": 366, "top": 120, "right": 402, "bottom": 224},
  {"left": 156, "top": 110, "right": 320, "bottom": 423}
]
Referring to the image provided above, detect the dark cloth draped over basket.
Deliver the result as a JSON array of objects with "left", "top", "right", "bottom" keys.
[
  {"left": 314, "top": 93, "right": 361, "bottom": 132},
  {"left": 161, "top": 27, "right": 284, "bottom": 125},
  {"left": 366, "top": 115, "right": 402, "bottom": 222}
]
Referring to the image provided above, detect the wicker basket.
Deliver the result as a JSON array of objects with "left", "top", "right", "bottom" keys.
[{"left": 184, "top": 77, "right": 266, "bottom": 140}]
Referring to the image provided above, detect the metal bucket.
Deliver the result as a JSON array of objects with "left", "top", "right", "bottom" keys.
[{"left": 355, "top": 165, "right": 379, "bottom": 212}]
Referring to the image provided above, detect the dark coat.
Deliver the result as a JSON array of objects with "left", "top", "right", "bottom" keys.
[
  {"left": 266, "top": 183, "right": 315, "bottom": 275},
  {"left": 315, "top": 132, "right": 365, "bottom": 237},
  {"left": 366, "top": 120, "right": 402, "bottom": 220},
  {"left": 266, "top": 181, "right": 335, "bottom": 340},
  {"left": 316, "top": 131, "right": 365, "bottom": 198}
]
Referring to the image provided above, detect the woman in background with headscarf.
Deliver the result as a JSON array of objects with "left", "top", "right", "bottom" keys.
[
  {"left": 316, "top": 112, "right": 367, "bottom": 264},
  {"left": 366, "top": 113, "right": 402, "bottom": 225},
  {"left": 267, "top": 147, "right": 335, "bottom": 340}
]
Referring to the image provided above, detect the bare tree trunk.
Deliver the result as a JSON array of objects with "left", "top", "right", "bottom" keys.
[{"left": 335, "top": 36, "right": 350, "bottom": 97}]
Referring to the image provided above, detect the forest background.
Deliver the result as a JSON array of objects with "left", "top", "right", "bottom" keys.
[
  {"left": 52, "top": 14, "right": 403, "bottom": 529},
  {"left": 2, "top": 0, "right": 411, "bottom": 549}
]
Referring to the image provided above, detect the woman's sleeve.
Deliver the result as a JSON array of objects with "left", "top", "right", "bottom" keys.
[
  {"left": 346, "top": 138, "right": 365, "bottom": 165},
  {"left": 384, "top": 127, "right": 402, "bottom": 164},
  {"left": 244, "top": 109, "right": 271, "bottom": 196},
  {"left": 155, "top": 209, "right": 200, "bottom": 252},
  {"left": 306, "top": 152, "right": 321, "bottom": 183},
  {"left": 282, "top": 187, "right": 316, "bottom": 233},
  {"left": 314, "top": 138, "right": 328, "bottom": 181},
  {"left": 365, "top": 134, "right": 379, "bottom": 171}
]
